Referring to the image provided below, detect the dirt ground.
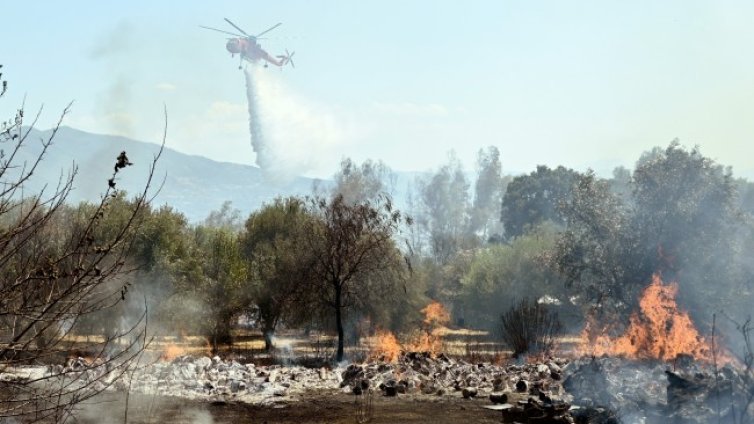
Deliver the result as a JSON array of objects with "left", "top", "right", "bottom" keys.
[{"left": 74, "top": 392, "right": 506, "bottom": 424}]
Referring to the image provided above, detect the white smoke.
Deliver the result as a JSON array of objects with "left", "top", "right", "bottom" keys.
[{"left": 244, "top": 65, "right": 344, "bottom": 180}]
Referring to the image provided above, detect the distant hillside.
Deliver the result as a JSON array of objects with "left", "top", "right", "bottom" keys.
[{"left": 12, "top": 127, "right": 320, "bottom": 222}]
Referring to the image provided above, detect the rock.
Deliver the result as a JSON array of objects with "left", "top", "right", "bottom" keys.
[
  {"left": 384, "top": 385, "right": 398, "bottom": 397},
  {"left": 490, "top": 392, "right": 508, "bottom": 404},
  {"left": 462, "top": 387, "right": 478, "bottom": 399},
  {"left": 516, "top": 379, "right": 529, "bottom": 393},
  {"left": 195, "top": 357, "right": 212, "bottom": 370},
  {"left": 421, "top": 384, "right": 436, "bottom": 395},
  {"left": 272, "top": 387, "right": 287, "bottom": 396},
  {"left": 340, "top": 364, "right": 364, "bottom": 387},
  {"left": 105, "top": 351, "right": 572, "bottom": 409},
  {"left": 229, "top": 380, "right": 245, "bottom": 393},
  {"left": 396, "top": 381, "right": 408, "bottom": 394}
]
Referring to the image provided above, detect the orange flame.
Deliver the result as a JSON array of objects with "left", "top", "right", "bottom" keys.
[
  {"left": 370, "top": 330, "right": 402, "bottom": 362},
  {"left": 422, "top": 301, "right": 450, "bottom": 329},
  {"left": 579, "top": 274, "right": 712, "bottom": 361},
  {"left": 367, "top": 301, "right": 451, "bottom": 362},
  {"left": 161, "top": 344, "right": 186, "bottom": 361},
  {"left": 412, "top": 301, "right": 449, "bottom": 354}
]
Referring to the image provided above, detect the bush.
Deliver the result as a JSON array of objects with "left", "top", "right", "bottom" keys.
[{"left": 500, "top": 298, "right": 561, "bottom": 358}]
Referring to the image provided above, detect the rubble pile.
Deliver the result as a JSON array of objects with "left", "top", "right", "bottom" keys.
[
  {"left": 564, "top": 356, "right": 754, "bottom": 424},
  {"left": 8, "top": 350, "right": 753, "bottom": 423},
  {"left": 486, "top": 397, "right": 576, "bottom": 423},
  {"left": 123, "top": 355, "right": 341, "bottom": 404},
  {"left": 340, "top": 352, "right": 569, "bottom": 400},
  {"left": 563, "top": 357, "right": 669, "bottom": 415},
  {"left": 116, "top": 351, "right": 572, "bottom": 405}
]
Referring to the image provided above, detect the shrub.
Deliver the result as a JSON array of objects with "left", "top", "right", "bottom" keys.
[{"left": 500, "top": 298, "right": 561, "bottom": 357}]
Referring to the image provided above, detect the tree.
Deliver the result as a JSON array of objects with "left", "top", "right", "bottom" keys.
[
  {"left": 501, "top": 165, "right": 581, "bottom": 239},
  {"left": 328, "top": 158, "right": 396, "bottom": 205},
  {"left": 172, "top": 226, "right": 249, "bottom": 352},
  {"left": 0, "top": 68, "right": 163, "bottom": 422},
  {"left": 554, "top": 142, "right": 745, "bottom": 323},
  {"left": 241, "top": 197, "right": 314, "bottom": 350},
  {"left": 553, "top": 171, "right": 633, "bottom": 313},
  {"left": 609, "top": 166, "right": 632, "bottom": 200},
  {"left": 415, "top": 152, "right": 473, "bottom": 264},
  {"left": 460, "top": 223, "right": 569, "bottom": 329},
  {"left": 204, "top": 200, "right": 244, "bottom": 231},
  {"left": 70, "top": 197, "right": 190, "bottom": 341},
  {"left": 470, "top": 146, "right": 505, "bottom": 240},
  {"left": 304, "top": 194, "right": 410, "bottom": 362},
  {"left": 629, "top": 142, "right": 741, "bottom": 321}
]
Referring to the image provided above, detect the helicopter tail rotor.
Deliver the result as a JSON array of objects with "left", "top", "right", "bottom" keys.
[{"left": 281, "top": 49, "right": 295, "bottom": 68}]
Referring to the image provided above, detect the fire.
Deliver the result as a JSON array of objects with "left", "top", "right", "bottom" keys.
[
  {"left": 422, "top": 301, "right": 450, "bottom": 329},
  {"left": 367, "top": 301, "right": 451, "bottom": 362},
  {"left": 370, "top": 330, "right": 401, "bottom": 362},
  {"left": 161, "top": 344, "right": 186, "bottom": 361},
  {"left": 579, "top": 274, "right": 712, "bottom": 361}
]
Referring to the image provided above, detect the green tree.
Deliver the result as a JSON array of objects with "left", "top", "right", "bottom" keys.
[
  {"left": 241, "top": 197, "right": 314, "bottom": 350},
  {"left": 553, "top": 171, "right": 632, "bottom": 313},
  {"left": 501, "top": 165, "right": 581, "bottom": 239},
  {"left": 630, "top": 142, "right": 741, "bottom": 320},
  {"left": 461, "top": 223, "right": 568, "bottom": 329},
  {"left": 172, "top": 226, "right": 249, "bottom": 352},
  {"left": 554, "top": 142, "right": 744, "bottom": 322}
]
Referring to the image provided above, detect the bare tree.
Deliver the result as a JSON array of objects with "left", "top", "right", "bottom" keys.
[
  {"left": 0, "top": 69, "right": 164, "bottom": 422},
  {"left": 304, "top": 194, "right": 410, "bottom": 362}
]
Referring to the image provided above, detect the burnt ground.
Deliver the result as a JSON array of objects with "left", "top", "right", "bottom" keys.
[{"left": 73, "top": 392, "right": 505, "bottom": 424}]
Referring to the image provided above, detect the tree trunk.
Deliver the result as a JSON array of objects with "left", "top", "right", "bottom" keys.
[
  {"left": 264, "top": 329, "right": 274, "bottom": 351},
  {"left": 335, "top": 284, "right": 345, "bottom": 362}
]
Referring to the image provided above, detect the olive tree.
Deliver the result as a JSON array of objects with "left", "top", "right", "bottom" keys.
[{"left": 304, "top": 194, "right": 410, "bottom": 362}]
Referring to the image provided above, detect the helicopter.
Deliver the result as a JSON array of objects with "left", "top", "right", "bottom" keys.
[{"left": 201, "top": 18, "right": 295, "bottom": 70}]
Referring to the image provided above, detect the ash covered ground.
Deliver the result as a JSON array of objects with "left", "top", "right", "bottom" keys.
[{"left": 5, "top": 350, "right": 750, "bottom": 424}]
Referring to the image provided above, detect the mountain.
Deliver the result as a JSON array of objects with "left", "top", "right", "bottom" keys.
[{"left": 11, "top": 127, "right": 320, "bottom": 222}]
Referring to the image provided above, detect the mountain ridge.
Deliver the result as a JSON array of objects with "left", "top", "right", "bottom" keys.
[{"left": 11, "top": 126, "right": 322, "bottom": 222}]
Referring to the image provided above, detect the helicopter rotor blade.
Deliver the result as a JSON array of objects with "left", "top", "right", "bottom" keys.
[
  {"left": 200, "top": 26, "right": 244, "bottom": 38},
  {"left": 224, "top": 18, "right": 251, "bottom": 37},
  {"left": 256, "top": 22, "right": 282, "bottom": 38}
]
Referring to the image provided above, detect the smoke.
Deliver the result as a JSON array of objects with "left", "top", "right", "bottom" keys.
[
  {"left": 90, "top": 20, "right": 136, "bottom": 137},
  {"left": 243, "top": 65, "right": 344, "bottom": 180},
  {"left": 76, "top": 394, "right": 215, "bottom": 424}
]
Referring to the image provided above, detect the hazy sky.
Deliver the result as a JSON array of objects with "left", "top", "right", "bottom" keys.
[{"left": 2, "top": 1, "right": 753, "bottom": 178}]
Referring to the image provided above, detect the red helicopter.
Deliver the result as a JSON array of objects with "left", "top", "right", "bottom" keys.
[{"left": 201, "top": 18, "right": 295, "bottom": 70}]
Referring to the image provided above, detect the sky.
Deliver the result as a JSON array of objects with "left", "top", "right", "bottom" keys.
[{"left": 2, "top": 1, "right": 754, "bottom": 178}]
